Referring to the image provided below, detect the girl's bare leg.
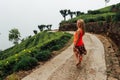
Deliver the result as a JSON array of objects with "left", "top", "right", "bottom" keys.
[
  {"left": 78, "top": 54, "right": 82, "bottom": 65},
  {"left": 76, "top": 54, "right": 81, "bottom": 66},
  {"left": 73, "top": 51, "right": 79, "bottom": 65}
]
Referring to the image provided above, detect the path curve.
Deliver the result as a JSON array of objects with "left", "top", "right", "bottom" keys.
[{"left": 22, "top": 33, "right": 107, "bottom": 80}]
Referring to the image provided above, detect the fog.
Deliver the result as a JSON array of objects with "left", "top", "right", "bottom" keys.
[{"left": 0, "top": 0, "right": 120, "bottom": 50}]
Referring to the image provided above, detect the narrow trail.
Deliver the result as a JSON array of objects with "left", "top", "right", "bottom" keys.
[{"left": 22, "top": 33, "right": 107, "bottom": 80}]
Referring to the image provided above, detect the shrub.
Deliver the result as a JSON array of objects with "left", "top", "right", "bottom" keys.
[
  {"left": 89, "top": 18, "right": 96, "bottom": 22},
  {"left": 5, "top": 73, "right": 20, "bottom": 80},
  {"left": 112, "top": 12, "right": 120, "bottom": 22},
  {"left": 0, "top": 56, "right": 19, "bottom": 73},
  {"left": 88, "top": 10, "right": 100, "bottom": 14},
  {"left": 35, "top": 50, "right": 51, "bottom": 61},
  {"left": 96, "top": 16, "right": 105, "bottom": 21},
  {"left": 51, "top": 45, "right": 61, "bottom": 51},
  {"left": 106, "top": 15, "right": 112, "bottom": 22},
  {"left": 14, "top": 56, "right": 38, "bottom": 71}
]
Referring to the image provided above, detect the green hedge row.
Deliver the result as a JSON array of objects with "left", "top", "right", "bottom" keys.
[
  {"left": 0, "top": 32, "right": 65, "bottom": 60},
  {"left": 60, "top": 12, "right": 115, "bottom": 25}
]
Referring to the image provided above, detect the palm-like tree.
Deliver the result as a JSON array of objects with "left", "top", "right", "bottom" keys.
[
  {"left": 75, "top": 11, "right": 81, "bottom": 16},
  {"left": 68, "top": 10, "right": 74, "bottom": 19},
  {"left": 49, "top": 25, "right": 52, "bottom": 30},
  {"left": 46, "top": 24, "right": 52, "bottom": 30},
  {"left": 60, "top": 9, "right": 68, "bottom": 21},
  {"left": 46, "top": 25, "right": 49, "bottom": 30},
  {"left": 9, "top": 28, "right": 21, "bottom": 45},
  {"left": 38, "top": 25, "right": 45, "bottom": 31}
]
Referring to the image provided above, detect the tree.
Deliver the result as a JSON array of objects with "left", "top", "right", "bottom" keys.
[
  {"left": 38, "top": 25, "right": 45, "bottom": 31},
  {"left": 105, "top": 0, "right": 110, "bottom": 6},
  {"left": 9, "top": 28, "right": 21, "bottom": 45},
  {"left": 60, "top": 9, "right": 68, "bottom": 21},
  {"left": 33, "top": 30, "right": 38, "bottom": 34},
  {"left": 0, "top": 49, "right": 2, "bottom": 54},
  {"left": 68, "top": 10, "right": 75, "bottom": 19},
  {"left": 46, "top": 24, "right": 52, "bottom": 30},
  {"left": 49, "top": 24, "right": 52, "bottom": 30},
  {"left": 75, "top": 11, "right": 81, "bottom": 16}
]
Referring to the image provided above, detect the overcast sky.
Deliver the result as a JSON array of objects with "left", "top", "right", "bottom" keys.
[{"left": 0, "top": 0, "right": 120, "bottom": 50}]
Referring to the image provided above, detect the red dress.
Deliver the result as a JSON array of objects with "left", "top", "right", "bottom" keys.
[
  {"left": 73, "top": 30, "right": 87, "bottom": 55},
  {"left": 74, "top": 30, "right": 84, "bottom": 46}
]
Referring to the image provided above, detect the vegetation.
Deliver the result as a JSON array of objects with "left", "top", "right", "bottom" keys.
[
  {"left": 105, "top": 0, "right": 110, "bottom": 6},
  {"left": 0, "top": 31, "right": 72, "bottom": 79},
  {"left": 60, "top": 9, "right": 85, "bottom": 21},
  {"left": 9, "top": 28, "right": 21, "bottom": 45},
  {"left": 60, "top": 9, "right": 68, "bottom": 21},
  {"left": 33, "top": 30, "right": 38, "bottom": 34},
  {"left": 113, "top": 12, "right": 120, "bottom": 22},
  {"left": 14, "top": 56, "right": 38, "bottom": 71},
  {"left": 60, "top": 12, "right": 115, "bottom": 25},
  {"left": 38, "top": 24, "right": 52, "bottom": 32},
  {"left": 59, "top": 3, "right": 120, "bottom": 54},
  {"left": 60, "top": 2, "right": 120, "bottom": 26}
]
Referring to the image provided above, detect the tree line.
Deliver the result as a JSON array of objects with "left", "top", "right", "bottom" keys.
[
  {"left": 59, "top": 0, "right": 110, "bottom": 21},
  {"left": 59, "top": 9, "right": 84, "bottom": 21},
  {"left": 8, "top": 24, "right": 52, "bottom": 45}
]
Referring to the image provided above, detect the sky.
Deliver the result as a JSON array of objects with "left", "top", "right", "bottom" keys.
[{"left": 0, "top": 0, "right": 120, "bottom": 50}]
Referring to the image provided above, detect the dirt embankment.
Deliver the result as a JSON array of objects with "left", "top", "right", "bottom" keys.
[
  {"left": 59, "top": 22, "right": 120, "bottom": 48},
  {"left": 97, "top": 34, "right": 120, "bottom": 80}
]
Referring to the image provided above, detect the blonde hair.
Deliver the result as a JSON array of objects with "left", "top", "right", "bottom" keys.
[{"left": 77, "top": 19, "right": 85, "bottom": 35}]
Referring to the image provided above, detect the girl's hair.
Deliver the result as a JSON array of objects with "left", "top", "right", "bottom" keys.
[{"left": 77, "top": 19, "right": 85, "bottom": 35}]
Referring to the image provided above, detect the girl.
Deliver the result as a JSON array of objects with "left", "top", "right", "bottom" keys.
[{"left": 73, "top": 19, "right": 87, "bottom": 67}]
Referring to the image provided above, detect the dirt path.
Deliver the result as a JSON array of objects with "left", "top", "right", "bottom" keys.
[{"left": 22, "top": 33, "right": 107, "bottom": 80}]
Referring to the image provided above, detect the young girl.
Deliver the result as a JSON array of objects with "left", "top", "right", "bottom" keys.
[{"left": 73, "top": 19, "right": 87, "bottom": 67}]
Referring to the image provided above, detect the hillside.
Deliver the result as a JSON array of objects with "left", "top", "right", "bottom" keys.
[
  {"left": 59, "top": 2, "right": 120, "bottom": 47},
  {"left": 60, "top": 2, "right": 120, "bottom": 25},
  {"left": 0, "top": 31, "right": 72, "bottom": 79}
]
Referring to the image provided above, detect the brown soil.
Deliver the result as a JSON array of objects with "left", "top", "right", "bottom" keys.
[{"left": 96, "top": 34, "right": 120, "bottom": 80}]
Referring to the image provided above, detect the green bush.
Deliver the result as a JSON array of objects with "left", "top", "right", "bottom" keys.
[
  {"left": 35, "top": 50, "right": 51, "bottom": 61},
  {"left": 14, "top": 56, "right": 38, "bottom": 71},
  {"left": 51, "top": 45, "right": 61, "bottom": 51},
  {"left": 88, "top": 10, "right": 100, "bottom": 14},
  {"left": 96, "top": 16, "right": 105, "bottom": 21},
  {"left": 106, "top": 15, "right": 112, "bottom": 23},
  {"left": 113, "top": 12, "right": 120, "bottom": 22},
  {"left": 0, "top": 56, "right": 19, "bottom": 73}
]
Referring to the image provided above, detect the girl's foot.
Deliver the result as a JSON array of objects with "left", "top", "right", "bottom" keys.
[{"left": 76, "top": 61, "right": 81, "bottom": 67}]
